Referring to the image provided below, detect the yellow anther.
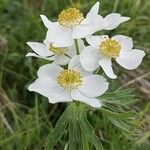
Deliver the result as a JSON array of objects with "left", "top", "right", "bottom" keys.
[
  {"left": 100, "top": 38, "right": 121, "bottom": 58},
  {"left": 57, "top": 69, "right": 82, "bottom": 89},
  {"left": 49, "top": 44, "right": 68, "bottom": 55},
  {"left": 58, "top": 8, "right": 84, "bottom": 28}
]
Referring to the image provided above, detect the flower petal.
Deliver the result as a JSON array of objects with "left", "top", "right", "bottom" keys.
[
  {"left": 71, "top": 89, "right": 101, "bottom": 108},
  {"left": 37, "top": 63, "right": 62, "bottom": 79},
  {"left": 28, "top": 77, "right": 56, "bottom": 97},
  {"left": 112, "top": 35, "right": 133, "bottom": 52},
  {"left": 47, "top": 89, "right": 72, "bottom": 103},
  {"left": 72, "top": 3, "right": 104, "bottom": 39},
  {"left": 69, "top": 55, "right": 92, "bottom": 77},
  {"left": 43, "top": 39, "right": 55, "bottom": 55},
  {"left": 78, "top": 75, "right": 109, "bottom": 97},
  {"left": 67, "top": 39, "right": 85, "bottom": 57},
  {"left": 40, "top": 15, "right": 56, "bottom": 29},
  {"left": 28, "top": 77, "right": 72, "bottom": 103},
  {"left": 46, "top": 24, "right": 74, "bottom": 47},
  {"left": 72, "top": 2, "right": 104, "bottom": 39},
  {"left": 99, "top": 58, "right": 117, "bottom": 79},
  {"left": 72, "top": 15, "right": 104, "bottom": 39},
  {"left": 72, "top": 24, "right": 96, "bottom": 39},
  {"left": 89, "top": 2, "right": 100, "bottom": 15},
  {"left": 53, "top": 55, "right": 70, "bottom": 65},
  {"left": 27, "top": 42, "right": 51, "bottom": 56},
  {"left": 104, "top": 13, "right": 130, "bottom": 30},
  {"left": 26, "top": 52, "right": 40, "bottom": 57},
  {"left": 86, "top": 35, "right": 109, "bottom": 48},
  {"left": 26, "top": 52, "right": 55, "bottom": 61},
  {"left": 80, "top": 46, "right": 101, "bottom": 72},
  {"left": 116, "top": 49, "right": 145, "bottom": 70}
]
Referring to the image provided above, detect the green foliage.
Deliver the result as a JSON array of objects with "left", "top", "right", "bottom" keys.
[
  {"left": 0, "top": 0, "right": 149, "bottom": 149},
  {"left": 45, "top": 103, "right": 104, "bottom": 150}
]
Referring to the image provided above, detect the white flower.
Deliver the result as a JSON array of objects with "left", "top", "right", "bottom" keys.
[
  {"left": 40, "top": 2, "right": 104, "bottom": 47},
  {"left": 28, "top": 56, "right": 109, "bottom": 108},
  {"left": 80, "top": 35, "right": 145, "bottom": 79},
  {"left": 26, "top": 39, "right": 85, "bottom": 65},
  {"left": 40, "top": 2, "right": 130, "bottom": 47}
]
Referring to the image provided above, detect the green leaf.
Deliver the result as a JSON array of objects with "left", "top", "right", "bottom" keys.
[
  {"left": 136, "top": 131, "right": 150, "bottom": 145},
  {"left": 68, "top": 119, "right": 84, "bottom": 150},
  {"left": 101, "top": 108, "right": 137, "bottom": 119},
  {"left": 44, "top": 107, "right": 69, "bottom": 150},
  {"left": 101, "top": 107, "right": 140, "bottom": 135},
  {"left": 101, "top": 89, "right": 138, "bottom": 106},
  {"left": 79, "top": 107, "right": 104, "bottom": 150}
]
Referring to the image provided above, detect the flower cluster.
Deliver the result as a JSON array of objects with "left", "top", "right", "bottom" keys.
[{"left": 27, "top": 2, "right": 145, "bottom": 108}]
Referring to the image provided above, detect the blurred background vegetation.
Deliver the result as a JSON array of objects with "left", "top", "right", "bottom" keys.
[{"left": 0, "top": 0, "right": 149, "bottom": 149}]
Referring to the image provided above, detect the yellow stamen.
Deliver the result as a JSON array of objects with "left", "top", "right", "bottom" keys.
[
  {"left": 58, "top": 8, "right": 84, "bottom": 28},
  {"left": 100, "top": 38, "right": 121, "bottom": 58},
  {"left": 57, "top": 69, "right": 82, "bottom": 89},
  {"left": 49, "top": 44, "right": 68, "bottom": 55}
]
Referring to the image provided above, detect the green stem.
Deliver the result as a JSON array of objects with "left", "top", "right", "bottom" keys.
[
  {"left": 35, "top": 94, "right": 40, "bottom": 134},
  {"left": 82, "top": 131, "right": 90, "bottom": 150},
  {"left": 74, "top": 39, "right": 80, "bottom": 55}
]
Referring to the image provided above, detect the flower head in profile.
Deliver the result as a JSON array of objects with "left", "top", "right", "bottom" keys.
[
  {"left": 80, "top": 35, "right": 145, "bottom": 79},
  {"left": 28, "top": 56, "right": 109, "bottom": 108},
  {"left": 26, "top": 39, "right": 85, "bottom": 65}
]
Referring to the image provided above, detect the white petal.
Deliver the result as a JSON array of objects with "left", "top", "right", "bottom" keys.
[
  {"left": 89, "top": 2, "right": 100, "bottom": 14},
  {"left": 40, "top": 15, "right": 55, "bottom": 29},
  {"left": 112, "top": 35, "right": 133, "bottom": 51},
  {"left": 78, "top": 75, "right": 109, "bottom": 97},
  {"left": 71, "top": 89, "right": 101, "bottom": 108},
  {"left": 119, "top": 16, "right": 131, "bottom": 23},
  {"left": 77, "top": 39, "right": 86, "bottom": 53},
  {"left": 26, "top": 52, "right": 55, "bottom": 61},
  {"left": 48, "top": 90, "right": 72, "bottom": 104},
  {"left": 27, "top": 42, "right": 51, "bottom": 56},
  {"left": 26, "top": 52, "right": 40, "bottom": 57},
  {"left": 72, "top": 2, "right": 102, "bottom": 39},
  {"left": 28, "top": 77, "right": 72, "bottom": 103},
  {"left": 72, "top": 15, "right": 104, "bottom": 39},
  {"left": 53, "top": 55, "right": 70, "bottom": 65},
  {"left": 68, "top": 55, "right": 92, "bottom": 77},
  {"left": 67, "top": 39, "right": 85, "bottom": 57},
  {"left": 86, "top": 35, "right": 109, "bottom": 48},
  {"left": 104, "top": 13, "right": 130, "bottom": 30},
  {"left": 43, "top": 39, "right": 55, "bottom": 56},
  {"left": 99, "top": 58, "right": 117, "bottom": 79},
  {"left": 116, "top": 49, "right": 145, "bottom": 70},
  {"left": 72, "top": 3, "right": 103, "bottom": 39},
  {"left": 37, "top": 63, "right": 62, "bottom": 79},
  {"left": 46, "top": 25, "right": 74, "bottom": 47},
  {"left": 28, "top": 77, "right": 56, "bottom": 98},
  {"left": 72, "top": 24, "right": 96, "bottom": 39},
  {"left": 46, "top": 55, "right": 57, "bottom": 61},
  {"left": 80, "top": 46, "right": 101, "bottom": 72}
]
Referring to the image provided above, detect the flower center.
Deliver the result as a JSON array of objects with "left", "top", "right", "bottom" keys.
[
  {"left": 57, "top": 69, "right": 82, "bottom": 89},
  {"left": 100, "top": 38, "right": 121, "bottom": 58},
  {"left": 58, "top": 8, "right": 84, "bottom": 28},
  {"left": 49, "top": 44, "right": 68, "bottom": 55}
]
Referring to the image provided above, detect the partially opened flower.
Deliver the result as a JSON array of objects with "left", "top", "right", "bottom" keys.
[
  {"left": 40, "top": 2, "right": 104, "bottom": 47},
  {"left": 80, "top": 35, "right": 145, "bottom": 79},
  {"left": 28, "top": 56, "right": 109, "bottom": 108},
  {"left": 26, "top": 39, "right": 85, "bottom": 65}
]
